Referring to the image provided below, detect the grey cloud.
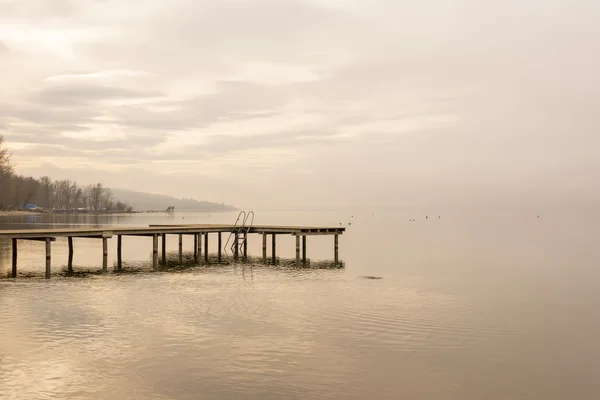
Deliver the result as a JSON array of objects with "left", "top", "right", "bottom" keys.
[
  {"left": 4, "top": 115, "right": 167, "bottom": 155},
  {"left": 30, "top": 83, "right": 165, "bottom": 106},
  {"left": 7, "top": 129, "right": 164, "bottom": 152},
  {"left": 10, "top": 126, "right": 338, "bottom": 165},
  {"left": 0, "top": 102, "right": 100, "bottom": 125},
  {"left": 10, "top": 144, "right": 142, "bottom": 165},
  {"left": 110, "top": 81, "right": 289, "bottom": 131},
  {"left": 9, "top": 79, "right": 286, "bottom": 135}
]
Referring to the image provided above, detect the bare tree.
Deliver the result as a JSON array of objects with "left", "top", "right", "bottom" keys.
[
  {"left": 20, "top": 177, "right": 39, "bottom": 207},
  {"left": 38, "top": 176, "right": 54, "bottom": 208},
  {"left": 102, "top": 187, "right": 114, "bottom": 210},
  {"left": 0, "top": 137, "right": 129, "bottom": 211},
  {"left": 73, "top": 187, "right": 83, "bottom": 208},
  {"left": 0, "top": 135, "right": 14, "bottom": 209},
  {"left": 0, "top": 135, "right": 12, "bottom": 178},
  {"left": 89, "top": 183, "right": 103, "bottom": 210}
]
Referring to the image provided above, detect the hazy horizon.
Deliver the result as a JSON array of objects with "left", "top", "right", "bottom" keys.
[{"left": 1, "top": 0, "right": 599, "bottom": 209}]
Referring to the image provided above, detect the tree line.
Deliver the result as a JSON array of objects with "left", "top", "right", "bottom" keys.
[{"left": 0, "top": 135, "right": 131, "bottom": 212}]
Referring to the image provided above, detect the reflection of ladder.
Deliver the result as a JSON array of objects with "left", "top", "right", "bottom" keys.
[{"left": 224, "top": 211, "right": 254, "bottom": 260}]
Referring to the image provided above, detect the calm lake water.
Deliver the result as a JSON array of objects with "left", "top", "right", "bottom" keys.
[{"left": 1, "top": 209, "right": 600, "bottom": 399}]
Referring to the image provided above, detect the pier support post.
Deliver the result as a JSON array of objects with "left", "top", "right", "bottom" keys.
[
  {"left": 296, "top": 235, "right": 300, "bottom": 267},
  {"left": 334, "top": 234, "right": 339, "bottom": 264},
  {"left": 262, "top": 233, "right": 267, "bottom": 263},
  {"left": 272, "top": 234, "right": 276, "bottom": 264},
  {"left": 204, "top": 233, "right": 209, "bottom": 263},
  {"left": 45, "top": 238, "right": 52, "bottom": 279},
  {"left": 178, "top": 234, "right": 183, "bottom": 265},
  {"left": 102, "top": 237, "right": 108, "bottom": 272},
  {"left": 161, "top": 234, "right": 166, "bottom": 265},
  {"left": 243, "top": 236, "right": 248, "bottom": 262},
  {"left": 198, "top": 233, "right": 203, "bottom": 265},
  {"left": 302, "top": 235, "right": 307, "bottom": 264},
  {"left": 218, "top": 232, "right": 222, "bottom": 262},
  {"left": 152, "top": 234, "right": 159, "bottom": 270},
  {"left": 194, "top": 234, "right": 198, "bottom": 263},
  {"left": 234, "top": 233, "right": 239, "bottom": 261},
  {"left": 11, "top": 238, "right": 17, "bottom": 278},
  {"left": 68, "top": 237, "right": 74, "bottom": 274},
  {"left": 117, "top": 235, "right": 122, "bottom": 271}
]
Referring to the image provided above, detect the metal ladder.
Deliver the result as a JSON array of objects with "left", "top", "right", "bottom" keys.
[{"left": 224, "top": 211, "right": 254, "bottom": 259}]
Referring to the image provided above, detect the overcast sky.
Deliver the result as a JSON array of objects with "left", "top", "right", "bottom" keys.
[{"left": 1, "top": 0, "right": 599, "bottom": 209}]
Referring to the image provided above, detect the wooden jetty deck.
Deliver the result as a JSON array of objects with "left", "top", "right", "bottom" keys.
[{"left": 0, "top": 224, "right": 345, "bottom": 279}]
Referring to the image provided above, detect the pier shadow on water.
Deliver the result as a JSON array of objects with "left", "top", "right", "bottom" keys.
[{"left": 5, "top": 251, "right": 344, "bottom": 279}]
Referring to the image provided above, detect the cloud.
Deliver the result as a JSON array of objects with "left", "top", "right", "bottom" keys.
[
  {"left": 30, "top": 82, "right": 165, "bottom": 106},
  {"left": 1, "top": 0, "right": 598, "bottom": 208}
]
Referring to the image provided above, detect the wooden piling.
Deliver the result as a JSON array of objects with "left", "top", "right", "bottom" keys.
[
  {"left": 194, "top": 234, "right": 198, "bottom": 263},
  {"left": 296, "top": 235, "right": 300, "bottom": 267},
  {"left": 102, "top": 237, "right": 108, "bottom": 272},
  {"left": 152, "top": 234, "right": 159, "bottom": 270},
  {"left": 11, "top": 238, "right": 17, "bottom": 278},
  {"left": 302, "top": 235, "right": 307, "bottom": 264},
  {"left": 198, "top": 232, "right": 203, "bottom": 265},
  {"left": 234, "top": 233, "right": 239, "bottom": 261},
  {"left": 218, "top": 232, "right": 222, "bottom": 262},
  {"left": 262, "top": 233, "right": 267, "bottom": 263},
  {"left": 68, "top": 237, "right": 74, "bottom": 273},
  {"left": 204, "top": 233, "right": 209, "bottom": 263},
  {"left": 161, "top": 234, "right": 166, "bottom": 265},
  {"left": 334, "top": 234, "right": 339, "bottom": 264},
  {"left": 243, "top": 236, "right": 248, "bottom": 262},
  {"left": 178, "top": 234, "right": 183, "bottom": 265},
  {"left": 272, "top": 234, "right": 276, "bottom": 264},
  {"left": 117, "top": 235, "right": 122, "bottom": 271},
  {"left": 45, "top": 238, "right": 51, "bottom": 279}
]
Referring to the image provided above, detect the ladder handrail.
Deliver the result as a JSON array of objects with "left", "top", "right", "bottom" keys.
[
  {"left": 224, "top": 211, "right": 246, "bottom": 253},
  {"left": 231, "top": 210, "right": 254, "bottom": 252},
  {"left": 223, "top": 210, "right": 255, "bottom": 255}
]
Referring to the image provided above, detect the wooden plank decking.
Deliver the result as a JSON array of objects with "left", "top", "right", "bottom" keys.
[{"left": 0, "top": 224, "right": 345, "bottom": 238}]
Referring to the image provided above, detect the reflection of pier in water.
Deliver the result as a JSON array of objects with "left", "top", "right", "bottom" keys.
[{"left": 0, "top": 224, "right": 345, "bottom": 279}]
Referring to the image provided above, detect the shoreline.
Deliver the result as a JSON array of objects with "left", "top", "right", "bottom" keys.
[
  {"left": 0, "top": 210, "right": 40, "bottom": 217},
  {"left": 0, "top": 210, "right": 133, "bottom": 217},
  {"left": 0, "top": 210, "right": 232, "bottom": 217}
]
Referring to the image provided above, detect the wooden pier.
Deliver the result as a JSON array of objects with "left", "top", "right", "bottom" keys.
[{"left": 0, "top": 224, "right": 345, "bottom": 279}]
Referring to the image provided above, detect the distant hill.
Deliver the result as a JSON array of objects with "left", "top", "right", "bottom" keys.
[{"left": 111, "top": 189, "right": 237, "bottom": 212}]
